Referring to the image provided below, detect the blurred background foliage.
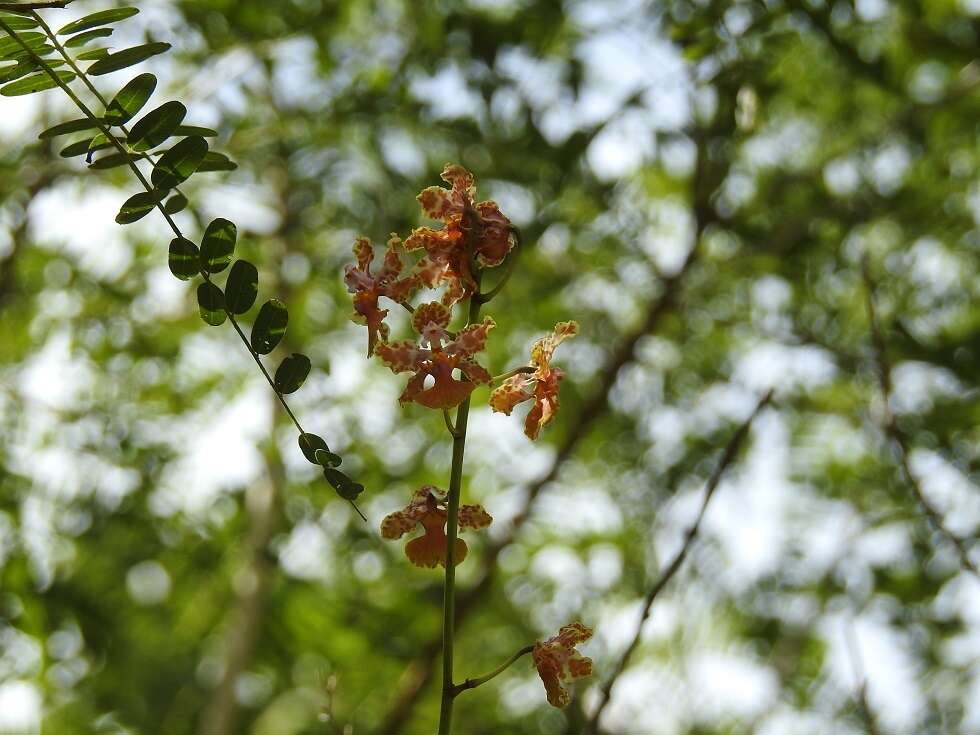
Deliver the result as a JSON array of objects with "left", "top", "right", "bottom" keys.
[{"left": 1, "top": 0, "right": 979, "bottom": 733}]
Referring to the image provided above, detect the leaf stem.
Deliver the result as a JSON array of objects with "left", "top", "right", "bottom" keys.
[{"left": 450, "top": 645, "right": 533, "bottom": 697}]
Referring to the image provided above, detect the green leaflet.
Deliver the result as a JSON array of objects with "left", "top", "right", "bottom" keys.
[
  {"left": 39, "top": 118, "right": 102, "bottom": 140},
  {"left": 58, "top": 8, "right": 139, "bottom": 36},
  {"left": 274, "top": 353, "right": 311, "bottom": 394},
  {"left": 199, "top": 218, "right": 236, "bottom": 274},
  {"left": 196, "top": 282, "right": 226, "bottom": 326},
  {"left": 63, "top": 28, "right": 114, "bottom": 48},
  {"left": 150, "top": 136, "right": 208, "bottom": 190},
  {"left": 224, "top": 260, "right": 259, "bottom": 315},
  {"left": 127, "top": 101, "right": 186, "bottom": 152},
  {"left": 87, "top": 42, "right": 171, "bottom": 77},
  {"left": 115, "top": 190, "right": 167, "bottom": 225},
  {"left": 196, "top": 151, "right": 237, "bottom": 172},
  {"left": 168, "top": 237, "right": 200, "bottom": 281},
  {"left": 250, "top": 300, "right": 288, "bottom": 355},
  {"left": 163, "top": 193, "right": 188, "bottom": 215},
  {"left": 0, "top": 70, "right": 75, "bottom": 97},
  {"left": 105, "top": 74, "right": 157, "bottom": 126}
]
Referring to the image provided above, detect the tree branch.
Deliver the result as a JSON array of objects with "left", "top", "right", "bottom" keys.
[
  {"left": 862, "top": 259, "right": 978, "bottom": 578},
  {"left": 585, "top": 389, "right": 773, "bottom": 733}
]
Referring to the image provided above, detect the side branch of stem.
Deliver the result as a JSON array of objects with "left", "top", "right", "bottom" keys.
[{"left": 450, "top": 645, "right": 534, "bottom": 697}]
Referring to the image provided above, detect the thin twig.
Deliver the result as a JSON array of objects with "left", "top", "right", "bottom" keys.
[
  {"left": 585, "top": 389, "right": 773, "bottom": 733},
  {"left": 862, "top": 259, "right": 978, "bottom": 578},
  {"left": 450, "top": 645, "right": 534, "bottom": 697}
]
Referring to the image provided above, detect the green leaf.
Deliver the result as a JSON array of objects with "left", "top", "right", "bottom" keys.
[
  {"left": 315, "top": 449, "right": 343, "bottom": 468},
  {"left": 88, "top": 152, "right": 131, "bottom": 170},
  {"left": 115, "top": 189, "right": 166, "bottom": 224},
  {"left": 127, "top": 101, "right": 185, "bottom": 152},
  {"left": 75, "top": 47, "right": 109, "bottom": 61},
  {"left": 105, "top": 73, "right": 156, "bottom": 126},
  {"left": 298, "top": 433, "right": 329, "bottom": 464},
  {"left": 199, "top": 218, "right": 236, "bottom": 274},
  {"left": 3, "top": 44, "right": 54, "bottom": 62},
  {"left": 58, "top": 7, "right": 139, "bottom": 35},
  {"left": 88, "top": 42, "right": 171, "bottom": 76},
  {"left": 274, "top": 353, "right": 311, "bottom": 394},
  {"left": 224, "top": 259, "right": 259, "bottom": 315},
  {"left": 151, "top": 136, "right": 208, "bottom": 190},
  {"left": 323, "top": 468, "right": 363, "bottom": 500},
  {"left": 63, "top": 27, "right": 113, "bottom": 48},
  {"left": 61, "top": 136, "right": 110, "bottom": 158},
  {"left": 250, "top": 300, "right": 288, "bottom": 355},
  {"left": 174, "top": 125, "right": 218, "bottom": 137},
  {"left": 0, "top": 32, "right": 44, "bottom": 58},
  {"left": 168, "top": 237, "right": 199, "bottom": 281},
  {"left": 163, "top": 193, "right": 188, "bottom": 215},
  {"left": 0, "top": 15, "right": 40, "bottom": 30},
  {"left": 39, "top": 117, "right": 102, "bottom": 139},
  {"left": 337, "top": 482, "right": 364, "bottom": 501},
  {"left": 195, "top": 151, "right": 237, "bottom": 172},
  {"left": 0, "top": 61, "right": 43, "bottom": 84},
  {"left": 196, "top": 282, "right": 226, "bottom": 326},
  {"left": 298, "top": 435, "right": 342, "bottom": 468},
  {"left": 1, "top": 70, "right": 75, "bottom": 96}
]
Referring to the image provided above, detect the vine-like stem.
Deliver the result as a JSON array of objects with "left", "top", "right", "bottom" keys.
[
  {"left": 0, "top": 17, "right": 365, "bottom": 520},
  {"left": 450, "top": 645, "right": 533, "bottom": 696},
  {"left": 437, "top": 281, "right": 482, "bottom": 735}
]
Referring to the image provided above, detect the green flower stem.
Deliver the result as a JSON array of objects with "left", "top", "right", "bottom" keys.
[
  {"left": 450, "top": 645, "right": 534, "bottom": 697},
  {"left": 0, "top": 18, "right": 366, "bottom": 520},
  {"left": 437, "top": 283, "right": 482, "bottom": 735}
]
